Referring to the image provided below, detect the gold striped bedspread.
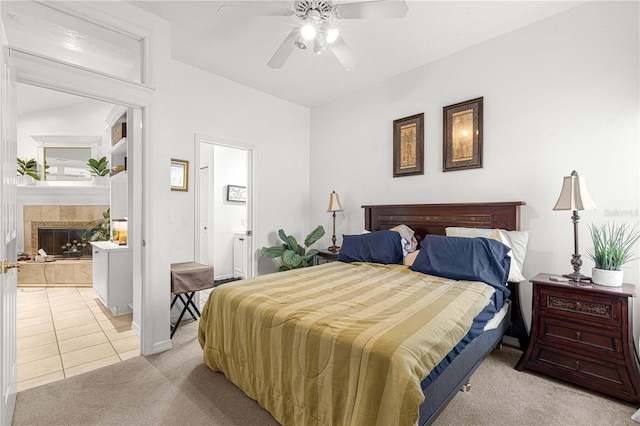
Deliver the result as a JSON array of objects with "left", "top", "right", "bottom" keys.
[{"left": 198, "top": 261, "right": 495, "bottom": 426}]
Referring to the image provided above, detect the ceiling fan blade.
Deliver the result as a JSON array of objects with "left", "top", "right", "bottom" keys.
[
  {"left": 268, "top": 27, "right": 302, "bottom": 69},
  {"left": 328, "top": 36, "right": 359, "bottom": 71},
  {"left": 335, "top": 0, "right": 408, "bottom": 19},
  {"left": 217, "top": 4, "right": 293, "bottom": 17}
]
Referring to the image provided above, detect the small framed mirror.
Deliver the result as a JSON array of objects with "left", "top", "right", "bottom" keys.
[{"left": 43, "top": 147, "right": 92, "bottom": 181}]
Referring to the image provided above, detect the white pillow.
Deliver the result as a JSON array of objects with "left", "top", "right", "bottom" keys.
[
  {"left": 445, "top": 227, "right": 497, "bottom": 238},
  {"left": 445, "top": 226, "right": 530, "bottom": 282},
  {"left": 497, "top": 230, "right": 530, "bottom": 282}
]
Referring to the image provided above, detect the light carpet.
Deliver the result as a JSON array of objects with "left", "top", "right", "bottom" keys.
[{"left": 13, "top": 320, "right": 638, "bottom": 425}]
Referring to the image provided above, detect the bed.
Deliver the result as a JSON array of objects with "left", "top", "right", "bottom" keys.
[{"left": 199, "top": 201, "right": 526, "bottom": 425}]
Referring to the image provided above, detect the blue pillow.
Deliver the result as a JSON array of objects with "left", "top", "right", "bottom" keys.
[
  {"left": 337, "top": 231, "right": 403, "bottom": 264},
  {"left": 409, "top": 234, "right": 511, "bottom": 293}
]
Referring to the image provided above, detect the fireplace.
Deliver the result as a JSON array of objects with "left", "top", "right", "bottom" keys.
[
  {"left": 32, "top": 222, "right": 94, "bottom": 259},
  {"left": 37, "top": 226, "right": 93, "bottom": 258}
]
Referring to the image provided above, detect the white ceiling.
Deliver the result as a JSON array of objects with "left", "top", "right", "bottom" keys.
[{"left": 129, "top": 0, "right": 584, "bottom": 107}]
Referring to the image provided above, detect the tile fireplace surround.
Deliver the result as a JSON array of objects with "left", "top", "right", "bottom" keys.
[{"left": 20, "top": 205, "right": 108, "bottom": 287}]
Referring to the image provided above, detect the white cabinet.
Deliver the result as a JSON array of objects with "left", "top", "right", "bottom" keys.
[
  {"left": 233, "top": 233, "right": 247, "bottom": 279},
  {"left": 91, "top": 241, "right": 133, "bottom": 316}
]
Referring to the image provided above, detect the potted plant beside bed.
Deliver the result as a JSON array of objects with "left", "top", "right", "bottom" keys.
[
  {"left": 261, "top": 226, "right": 325, "bottom": 271},
  {"left": 587, "top": 222, "right": 640, "bottom": 287}
]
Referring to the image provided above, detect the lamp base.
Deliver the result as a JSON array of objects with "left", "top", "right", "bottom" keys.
[
  {"left": 327, "top": 245, "right": 340, "bottom": 253},
  {"left": 563, "top": 271, "right": 591, "bottom": 284}
]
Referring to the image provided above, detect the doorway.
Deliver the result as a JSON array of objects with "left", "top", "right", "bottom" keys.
[
  {"left": 14, "top": 83, "right": 140, "bottom": 391},
  {"left": 195, "top": 135, "right": 255, "bottom": 303}
]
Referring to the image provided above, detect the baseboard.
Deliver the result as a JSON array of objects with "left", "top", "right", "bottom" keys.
[
  {"left": 131, "top": 321, "right": 141, "bottom": 337},
  {"left": 149, "top": 339, "right": 172, "bottom": 355},
  {"left": 214, "top": 273, "right": 233, "bottom": 280}
]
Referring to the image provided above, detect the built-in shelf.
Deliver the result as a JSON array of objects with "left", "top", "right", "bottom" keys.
[
  {"left": 109, "top": 137, "right": 127, "bottom": 155},
  {"left": 109, "top": 170, "right": 127, "bottom": 180}
]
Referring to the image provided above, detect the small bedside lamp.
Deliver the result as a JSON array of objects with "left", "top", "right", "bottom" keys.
[
  {"left": 553, "top": 170, "right": 597, "bottom": 281},
  {"left": 327, "top": 191, "right": 344, "bottom": 253}
]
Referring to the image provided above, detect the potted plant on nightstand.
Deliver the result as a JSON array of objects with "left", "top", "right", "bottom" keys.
[
  {"left": 17, "top": 157, "right": 40, "bottom": 185},
  {"left": 87, "top": 156, "right": 109, "bottom": 185},
  {"left": 261, "top": 226, "right": 325, "bottom": 271},
  {"left": 587, "top": 222, "right": 640, "bottom": 287}
]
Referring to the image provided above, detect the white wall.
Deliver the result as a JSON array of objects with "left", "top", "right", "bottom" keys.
[
  {"left": 309, "top": 2, "right": 640, "bottom": 333},
  {"left": 159, "top": 59, "right": 311, "bottom": 275},
  {"left": 17, "top": 94, "right": 113, "bottom": 161}
]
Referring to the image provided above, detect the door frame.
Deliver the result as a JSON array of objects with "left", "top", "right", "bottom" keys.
[
  {"left": 9, "top": 49, "right": 157, "bottom": 352},
  {"left": 194, "top": 134, "right": 257, "bottom": 279}
]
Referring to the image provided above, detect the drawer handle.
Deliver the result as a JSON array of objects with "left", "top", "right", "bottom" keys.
[{"left": 576, "top": 331, "right": 581, "bottom": 341}]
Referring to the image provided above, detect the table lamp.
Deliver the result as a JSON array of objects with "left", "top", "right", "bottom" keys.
[
  {"left": 327, "top": 191, "right": 344, "bottom": 253},
  {"left": 553, "top": 170, "right": 597, "bottom": 281}
]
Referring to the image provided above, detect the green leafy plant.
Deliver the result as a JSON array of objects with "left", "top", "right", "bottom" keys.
[
  {"left": 87, "top": 156, "right": 109, "bottom": 177},
  {"left": 82, "top": 208, "right": 111, "bottom": 242},
  {"left": 261, "top": 226, "right": 325, "bottom": 271},
  {"left": 586, "top": 222, "right": 640, "bottom": 271},
  {"left": 17, "top": 158, "right": 40, "bottom": 180}
]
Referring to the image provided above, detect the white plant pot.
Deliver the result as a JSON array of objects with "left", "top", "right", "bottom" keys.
[
  {"left": 591, "top": 268, "right": 624, "bottom": 287},
  {"left": 94, "top": 175, "right": 108, "bottom": 186}
]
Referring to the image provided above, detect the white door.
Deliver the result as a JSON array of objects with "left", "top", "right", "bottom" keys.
[{"left": 1, "top": 1, "right": 18, "bottom": 422}]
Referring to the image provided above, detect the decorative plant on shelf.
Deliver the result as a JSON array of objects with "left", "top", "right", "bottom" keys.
[
  {"left": 87, "top": 156, "right": 109, "bottom": 177},
  {"left": 82, "top": 208, "right": 111, "bottom": 242},
  {"left": 16, "top": 158, "right": 40, "bottom": 181},
  {"left": 586, "top": 222, "right": 640, "bottom": 287},
  {"left": 261, "top": 226, "right": 325, "bottom": 271}
]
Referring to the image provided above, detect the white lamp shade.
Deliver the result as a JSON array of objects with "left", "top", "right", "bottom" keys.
[
  {"left": 327, "top": 191, "right": 343, "bottom": 212},
  {"left": 553, "top": 172, "right": 597, "bottom": 211}
]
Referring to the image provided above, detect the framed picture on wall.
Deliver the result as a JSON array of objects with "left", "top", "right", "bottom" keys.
[
  {"left": 393, "top": 113, "right": 424, "bottom": 177},
  {"left": 443, "top": 97, "right": 483, "bottom": 172},
  {"left": 170, "top": 159, "right": 189, "bottom": 191},
  {"left": 227, "top": 185, "right": 246, "bottom": 202}
]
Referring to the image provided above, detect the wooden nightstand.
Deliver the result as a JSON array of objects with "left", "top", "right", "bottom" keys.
[
  {"left": 516, "top": 273, "right": 640, "bottom": 403},
  {"left": 313, "top": 250, "right": 339, "bottom": 266}
]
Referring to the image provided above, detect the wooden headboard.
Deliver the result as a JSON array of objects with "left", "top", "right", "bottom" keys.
[{"left": 363, "top": 202, "right": 525, "bottom": 238}]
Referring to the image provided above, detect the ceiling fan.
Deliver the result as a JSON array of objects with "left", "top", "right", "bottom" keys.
[{"left": 218, "top": 0, "right": 409, "bottom": 71}]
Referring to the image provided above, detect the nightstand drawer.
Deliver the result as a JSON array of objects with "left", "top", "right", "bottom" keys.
[
  {"left": 541, "top": 287, "right": 621, "bottom": 325},
  {"left": 530, "top": 345, "right": 638, "bottom": 401},
  {"left": 541, "top": 317, "right": 623, "bottom": 359},
  {"left": 537, "top": 347, "right": 624, "bottom": 384}
]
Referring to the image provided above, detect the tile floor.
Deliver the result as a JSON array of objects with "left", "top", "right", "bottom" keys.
[{"left": 17, "top": 286, "right": 139, "bottom": 392}]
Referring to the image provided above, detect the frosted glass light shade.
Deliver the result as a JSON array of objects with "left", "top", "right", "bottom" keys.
[
  {"left": 327, "top": 191, "right": 343, "bottom": 212},
  {"left": 553, "top": 171, "right": 597, "bottom": 211}
]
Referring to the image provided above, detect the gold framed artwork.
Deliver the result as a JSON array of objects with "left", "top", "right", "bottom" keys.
[
  {"left": 393, "top": 113, "right": 424, "bottom": 177},
  {"left": 443, "top": 97, "right": 483, "bottom": 172},
  {"left": 170, "top": 158, "right": 189, "bottom": 191}
]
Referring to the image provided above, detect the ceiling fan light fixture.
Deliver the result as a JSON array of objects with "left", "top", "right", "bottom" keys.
[
  {"left": 301, "top": 23, "right": 316, "bottom": 40},
  {"left": 326, "top": 27, "right": 339, "bottom": 43}
]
